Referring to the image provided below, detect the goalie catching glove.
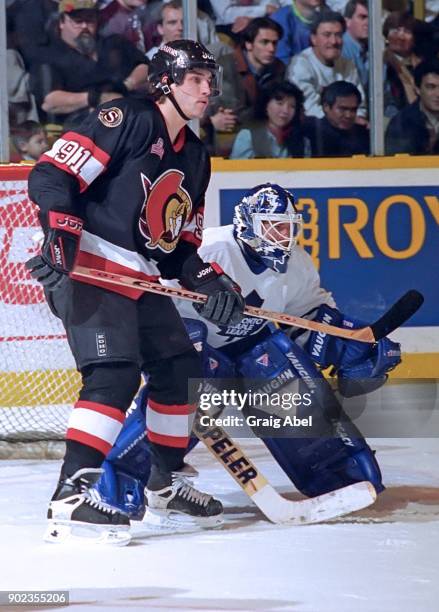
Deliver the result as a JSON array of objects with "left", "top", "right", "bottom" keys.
[
  {"left": 180, "top": 254, "right": 245, "bottom": 327},
  {"left": 25, "top": 211, "right": 83, "bottom": 291}
]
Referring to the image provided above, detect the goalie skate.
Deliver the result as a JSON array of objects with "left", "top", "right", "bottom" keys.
[
  {"left": 145, "top": 466, "right": 224, "bottom": 529},
  {"left": 45, "top": 468, "right": 131, "bottom": 546}
]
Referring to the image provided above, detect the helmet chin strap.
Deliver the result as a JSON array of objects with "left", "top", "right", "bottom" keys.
[
  {"left": 160, "top": 80, "right": 190, "bottom": 121},
  {"left": 168, "top": 90, "right": 191, "bottom": 121}
]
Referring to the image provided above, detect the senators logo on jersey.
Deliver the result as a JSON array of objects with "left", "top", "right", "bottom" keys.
[
  {"left": 139, "top": 170, "right": 192, "bottom": 252},
  {"left": 98, "top": 107, "right": 124, "bottom": 128}
]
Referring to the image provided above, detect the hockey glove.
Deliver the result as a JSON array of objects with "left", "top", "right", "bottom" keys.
[
  {"left": 305, "top": 304, "right": 401, "bottom": 397},
  {"left": 25, "top": 211, "right": 83, "bottom": 291},
  {"left": 180, "top": 256, "right": 245, "bottom": 327}
]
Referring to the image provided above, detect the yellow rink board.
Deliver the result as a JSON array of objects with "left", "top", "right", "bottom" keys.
[
  {"left": 0, "top": 370, "right": 81, "bottom": 407},
  {"left": 0, "top": 354, "right": 438, "bottom": 407},
  {"left": 211, "top": 154, "right": 439, "bottom": 171}
]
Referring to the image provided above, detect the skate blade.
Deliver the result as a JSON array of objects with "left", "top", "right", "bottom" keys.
[
  {"left": 143, "top": 507, "right": 224, "bottom": 530},
  {"left": 44, "top": 520, "right": 131, "bottom": 546}
]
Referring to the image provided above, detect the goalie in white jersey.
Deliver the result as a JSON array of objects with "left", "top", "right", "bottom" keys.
[
  {"left": 95, "top": 183, "right": 402, "bottom": 521},
  {"left": 176, "top": 184, "right": 333, "bottom": 355}
]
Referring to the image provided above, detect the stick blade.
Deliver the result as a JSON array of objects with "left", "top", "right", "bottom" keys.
[
  {"left": 252, "top": 481, "right": 376, "bottom": 524},
  {"left": 296, "top": 481, "right": 377, "bottom": 525},
  {"left": 370, "top": 290, "right": 424, "bottom": 341}
]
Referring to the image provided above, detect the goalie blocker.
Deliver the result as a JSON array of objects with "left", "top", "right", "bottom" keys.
[{"left": 96, "top": 319, "right": 385, "bottom": 519}]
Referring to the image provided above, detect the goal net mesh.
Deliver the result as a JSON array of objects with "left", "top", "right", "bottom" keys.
[
  {"left": 0, "top": 166, "right": 80, "bottom": 456},
  {"left": 0, "top": 166, "right": 320, "bottom": 458}
]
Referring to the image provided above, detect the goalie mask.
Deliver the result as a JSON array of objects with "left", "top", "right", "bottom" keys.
[
  {"left": 233, "top": 183, "right": 303, "bottom": 273},
  {"left": 148, "top": 40, "right": 222, "bottom": 98}
]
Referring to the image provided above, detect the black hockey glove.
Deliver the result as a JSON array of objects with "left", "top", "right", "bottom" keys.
[
  {"left": 25, "top": 211, "right": 83, "bottom": 291},
  {"left": 180, "top": 256, "right": 245, "bottom": 327}
]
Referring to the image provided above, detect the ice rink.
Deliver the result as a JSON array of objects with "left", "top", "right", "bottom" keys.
[{"left": 1, "top": 437, "right": 438, "bottom": 612}]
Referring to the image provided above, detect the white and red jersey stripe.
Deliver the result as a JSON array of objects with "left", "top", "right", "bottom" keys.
[
  {"left": 66, "top": 400, "right": 125, "bottom": 455},
  {"left": 146, "top": 398, "right": 196, "bottom": 448},
  {"left": 40, "top": 132, "right": 110, "bottom": 193}
]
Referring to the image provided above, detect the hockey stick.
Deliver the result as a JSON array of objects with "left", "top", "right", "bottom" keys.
[
  {"left": 73, "top": 265, "right": 424, "bottom": 343},
  {"left": 192, "top": 416, "right": 376, "bottom": 524}
]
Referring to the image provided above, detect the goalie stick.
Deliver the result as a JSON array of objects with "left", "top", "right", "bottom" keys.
[
  {"left": 193, "top": 417, "right": 376, "bottom": 524},
  {"left": 72, "top": 266, "right": 424, "bottom": 343}
]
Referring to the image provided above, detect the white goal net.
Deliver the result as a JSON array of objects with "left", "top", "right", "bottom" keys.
[{"left": 0, "top": 165, "right": 80, "bottom": 457}]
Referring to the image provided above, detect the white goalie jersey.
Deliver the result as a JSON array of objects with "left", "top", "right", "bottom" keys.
[{"left": 170, "top": 224, "right": 336, "bottom": 350}]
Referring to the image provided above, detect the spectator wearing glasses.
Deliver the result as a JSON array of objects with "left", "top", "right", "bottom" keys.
[{"left": 31, "top": 0, "right": 148, "bottom": 127}]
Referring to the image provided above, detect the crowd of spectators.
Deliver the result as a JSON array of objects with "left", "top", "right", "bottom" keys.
[{"left": 5, "top": 0, "right": 439, "bottom": 160}]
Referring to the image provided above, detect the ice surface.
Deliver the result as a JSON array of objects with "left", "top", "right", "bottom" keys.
[{"left": 0, "top": 438, "right": 438, "bottom": 612}]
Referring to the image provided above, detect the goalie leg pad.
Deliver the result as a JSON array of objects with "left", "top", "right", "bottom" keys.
[
  {"left": 263, "top": 434, "right": 384, "bottom": 497},
  {"left": 183, "top": 318, "right": 236, "bottom": 379},
  {"left": 97, "top": 381, "right": 200, "bottom": 518},
  {"left": 236, "top": 331, "right": 384, "bottom": 496},
  {"left": 98, "top": 460, "right": 147, "bottom": 520},
  {"left": 96, "top": 388, "right": 150, "bottom": 517}
]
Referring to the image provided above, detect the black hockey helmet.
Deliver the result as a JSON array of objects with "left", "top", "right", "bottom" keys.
[{"left": 148, "top": 40, "right": 222, "bottom": 97}]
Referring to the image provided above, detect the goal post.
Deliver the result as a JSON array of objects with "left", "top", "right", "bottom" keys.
[{"left": 0, "top": 164, "right": 79, "bottom": 458}]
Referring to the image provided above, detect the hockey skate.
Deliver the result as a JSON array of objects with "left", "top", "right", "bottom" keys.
[
  {"left": 144, "top": 465, "right": 224, "bottom": 529},
  {"left": 45, "top": 468, "right": 131, "bottom": 546}
]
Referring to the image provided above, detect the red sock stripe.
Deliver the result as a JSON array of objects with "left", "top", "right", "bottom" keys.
[
  {"left": 66, "top": 428, "right": 112, "bottom": 455},
  {"left": 148, "top": 398, "right": 196, "bottom": 416},
  {"left": 147, "top": 430, "right": 189, "bottom": 448},
  {"left": 74, "top": 400, "right": 125, "bottom": 423}
]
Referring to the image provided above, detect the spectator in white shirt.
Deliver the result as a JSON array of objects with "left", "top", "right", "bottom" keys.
[
  {"left": 210, "top": 0, "right": 281, "bottom": 36},
  {"left": 286, "top": 10, "right": 367, "bottom": 120}
]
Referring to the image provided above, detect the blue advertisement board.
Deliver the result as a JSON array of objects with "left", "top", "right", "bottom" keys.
[{"left": 219, "top": 186, "right": 438, "bottom": 326}]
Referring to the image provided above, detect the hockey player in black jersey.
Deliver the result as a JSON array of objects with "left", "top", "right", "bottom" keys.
[{"left": 26, "top": 40, "right": 244, "bottom": 545}]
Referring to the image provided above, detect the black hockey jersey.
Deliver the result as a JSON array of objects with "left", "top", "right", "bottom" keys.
[{"left": 28, "top": 98, "right": 211, "bottom": 298}]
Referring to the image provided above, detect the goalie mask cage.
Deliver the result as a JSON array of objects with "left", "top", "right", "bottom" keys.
[{"left": 0, "top": 165, "right": 79, "bottom": 458}]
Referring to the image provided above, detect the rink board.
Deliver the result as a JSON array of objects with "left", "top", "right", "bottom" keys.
[{"left": 0, "top": 159, "right": 438, "bottom": 409}]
